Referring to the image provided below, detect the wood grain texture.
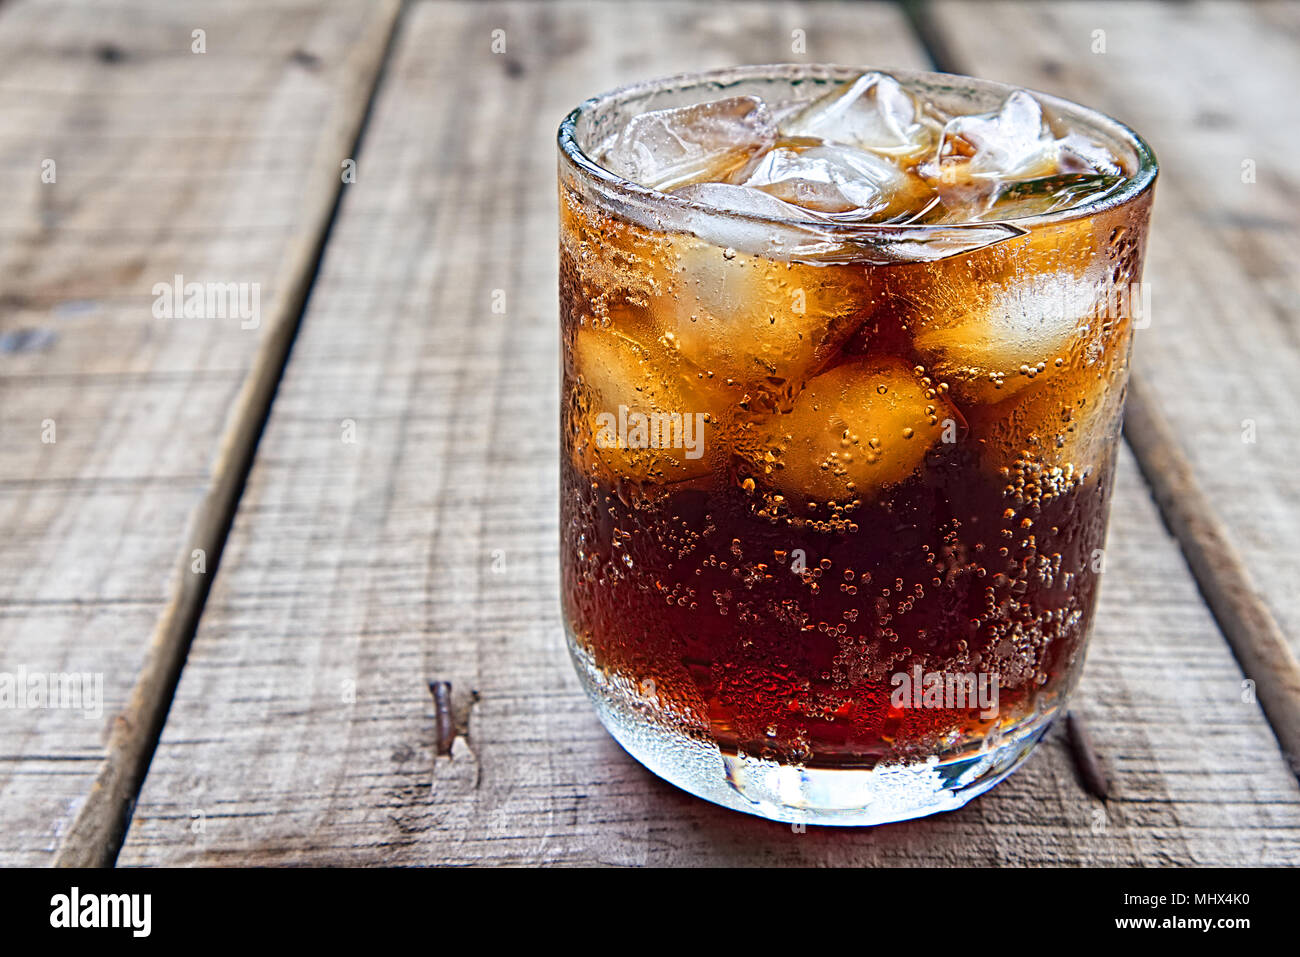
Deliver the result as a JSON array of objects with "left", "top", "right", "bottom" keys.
[
  {"left": 1125, "top": 375, "right": 1300, "bottom": 777},
  {"left": 928, "top": 0, "right": 1300, "bottom": 685},
  {"left": 117, "top": 0, "right": 1300, "bottom": 867},
  {"left": 0, "top": 0, "right": 400, "bottom": 865}
]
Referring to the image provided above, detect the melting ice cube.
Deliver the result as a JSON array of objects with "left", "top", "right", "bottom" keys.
[
  {"left": 935, "top": 90, "right": 1060, "bottom": 182},
  {"left": 601, "top": 95, "right": 777, "bottom": 191},
  {"left": 572, "top": 326, "right": 721, "bottom": 485},
  {"left": 748, "top": 357, "right": 953, "bottom": 506},
  {"left": 911, "top": 269, "right": 1104, "bottom": 405},
  {"left": 742, "top": 143, "right": 912, "bottom": 217},
  {"left": 782, "top": 72, "right": 937, "bottom": 161},
  {"left": 924, "top": 90, "right": 1124, "bottom": 221}
]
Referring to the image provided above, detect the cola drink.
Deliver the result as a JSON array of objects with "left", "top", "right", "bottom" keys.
[{"left": 558, "top": 66, "right": 1155, "bottom": 824}]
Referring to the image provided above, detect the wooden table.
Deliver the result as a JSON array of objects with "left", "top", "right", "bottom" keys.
[{"left": 2, "top": 0, "right": 1297, "bottom": 867}]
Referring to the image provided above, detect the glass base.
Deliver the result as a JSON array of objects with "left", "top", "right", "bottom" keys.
[{"left": 569, "top": 639, "right": 1053, "bottom": 827}]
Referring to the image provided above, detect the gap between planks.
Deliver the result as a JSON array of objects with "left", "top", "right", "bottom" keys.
[
  {"left": 907, "top": 0, "right": 1300, "bottom": 782},
  {"left": 51, "top": 0, "right": 406, "bottom": 868}
]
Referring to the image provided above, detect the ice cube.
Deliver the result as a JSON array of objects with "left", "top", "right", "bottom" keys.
[
  {"left": 934, "top": 90, "right": 1060, "bottom": 182},
  {"left": 964, "top": 335, "right": 1128, "bottom": 486},
  {"left": 673, "top": 181, "right": 832, "bottom": 222},
  {"left": 670, "top": 181, "right": 869, "bottom": 260},
  {"left": 742, "top": 143, "right": 922, "bottom": 218},
  {"left": 648, "top": 229, "right": 869, "bottom": 394},
  {"left": 963, "top": 172, "right": 1125, "bottom": 222},
  {"left": 670, "top": 182, "right": 1024, "bottom": 264},
  {"left": 601, "top": 96, "right": 777, "bottom": 191},
  {"left": 746, "top": 357, "right": 953, "bottom": 506},
  {"left": 1057, "top": 132, "right": 1122, "bottom": 176},
  {"left": 911, "top": 269, "right": 1103, "bottom": 406},
  {"left": 572, "top": 326, "right": 723, "bottom": 485},
  {"left": 670, "top": 181, "right": 854, "bottom": 262},
  {"left": 924, "top": 91, "right": 1124, "bottom": 223},
  {"left": 783, "top": 72, "right": 937, "bottom": 161}
]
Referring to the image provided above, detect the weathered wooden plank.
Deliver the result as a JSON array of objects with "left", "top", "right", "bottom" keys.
[
  {"left": 1125, "top": 376, "right": 1300, "bottom": 777},
  {"left": 926, "top": 0, "right": 1300, "bottom": 763},
  {"left": 118, "top": 0, "right": 1300, "bottom": 866},
  {"left": 0, "top": 0, "right": 400, "bottom": 865}
]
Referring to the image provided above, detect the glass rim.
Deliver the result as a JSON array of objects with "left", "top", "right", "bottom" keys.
[{"left": 557, "top": 63, "right": 1158, "bottom": 241}]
